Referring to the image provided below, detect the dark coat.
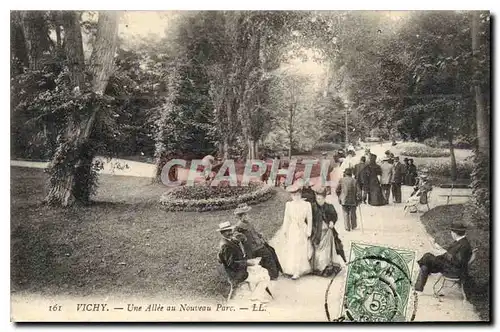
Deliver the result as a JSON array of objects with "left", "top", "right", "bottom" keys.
[
  {"left": 354, "top": 162, "right": 368, "bottom": 186},
  {"left": 302, "top": 187, "right": 316, "bottom": 203},
  {"left": 418, "top": 237, "right": 473, "bottom": 278},
  {"left": 311, "top": 202, "right": 338, "bottom": 246},
  {"left": 218, "top": 239, "right": 248, "bottom": 284},
  {"left": 235, "top": 221, "right": 266, "bottom": 256},
  {"left": 392, "top": 162, "right": 406, "bottom": 184},
  {"left": 336, "top": 176, "right": 360, "bottom": 206}
]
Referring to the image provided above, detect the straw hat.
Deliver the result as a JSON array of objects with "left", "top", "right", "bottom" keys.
[
  {"left": 286, "top": 184, "right": 301, "bottom": 193},
  {"left": 217, "top": 221, "right": 235, "bottom": 232},
  {"left": 234, "top": 203, "right": 252, "bottom": 215}
]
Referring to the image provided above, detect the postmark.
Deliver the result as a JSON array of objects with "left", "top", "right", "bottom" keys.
[{"left": 331, "top": 242, "right": 417, "bottom": 322}]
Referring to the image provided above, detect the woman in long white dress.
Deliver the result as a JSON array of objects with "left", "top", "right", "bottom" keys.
[{"left": 272, "top": 184, "right": 313, "bottom": 279}]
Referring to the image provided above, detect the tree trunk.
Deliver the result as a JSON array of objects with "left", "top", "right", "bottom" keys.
[
  {"left": 62, "top": 11, "right": 85, "bottom": 88},
  {"left": 10, "top": 12, "right": 29, "bottom": 74},
  {"left": 152, "top": 66, "right": 180, "bottom": 183},
  {"left": 288, "top": 104, "right": 294, "bottom": 159},
  {"left": 223, "top": 138, "right": 230, "bottom": 160},
  {"left": 471, "top": 12, "right": 490, "bottom": 157},
  {"left": 448, "top": 132, "right": 457, "bottom": 182},
  {"left": 469, "top": 11, "right": 490, "bottom": 228},
  {"left": 19, "top": 11, "right": 51, "bottom": 70},
  {"left": 45, "top": 11, "right": 119, "bottom": 206}
]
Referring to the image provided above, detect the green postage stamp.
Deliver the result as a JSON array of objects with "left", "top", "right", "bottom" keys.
[{"left": 340, "top": 242, "right": 417, "bottom": 322}]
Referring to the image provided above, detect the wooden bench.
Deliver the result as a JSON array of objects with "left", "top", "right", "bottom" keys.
[
  {"left": 438, "top": 183, "right": 472, "bottom": 205},
  {"left": 439, "top": 194, "right": 472, "bottom": 205},
  {"left": 433, "top": 248, "right": 478, "bottom": 302}
]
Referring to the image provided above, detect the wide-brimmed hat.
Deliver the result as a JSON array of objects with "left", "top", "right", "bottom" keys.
[
  {"left": 217, "top": 221, "right": 235, "bottom": 232},
  {"left": 450, "top": 222, "right": 467, "bottom": 233},
  {"left": 313, "top": 186, "right": 328, "bottom": 196},
  {"left": 234, "top": 203, "right": 252, "bottom": 215},
  {"left": 286, "top": 184, "right": 301, "bottom": 193},
  {"left": 295, "top": 178, "right": 306, "bottom": 188},
  {"left": 321, "top": 151, "right": 328, "bottom": 156}
]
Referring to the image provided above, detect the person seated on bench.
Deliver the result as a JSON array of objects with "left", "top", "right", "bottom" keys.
[
  {"left": 233, "top": 203, "right": 282, "bottom": 281},
  {"left": 414, "top": 221, "right": 472, "bottom": 293},
  {"left": 406, "top": 172, "right": 432, "bottom": 213},
  {"left": 217, "top": 222, "right": 272, "bottom": 302}
]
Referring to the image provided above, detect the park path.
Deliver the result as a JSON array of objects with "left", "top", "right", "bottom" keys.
[
  {"left": 229, "top": 142, "right": 480, "bottom": 321},
  {"left": 230, "top": 189, "right": 479, "bottom": 322},
  {"left": 11, "top": 157, "right": 157, "bottom": 178}
]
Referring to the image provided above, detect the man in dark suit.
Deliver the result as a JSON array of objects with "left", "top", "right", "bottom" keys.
[
  {"left": 391, "top": 156, "right": 405, "bottom": 203},
  {"left": 354, "top": 156, "right": 368, "bottom": 203},
  {"left": 335, "top": 168, "right": 362, "bottom": 231},
  {"left": 414, "top": 222, "right": 472, "bottom": 292}
]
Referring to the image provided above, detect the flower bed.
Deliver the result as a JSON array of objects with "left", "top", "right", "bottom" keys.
[
  {"left": 396, "top": 142, "right": 450, "bottom": 158},
  {"left": 160, "top": 182, "right": 276, "bottom": 212}
]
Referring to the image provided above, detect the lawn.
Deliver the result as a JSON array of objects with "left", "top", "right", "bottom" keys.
[
  {"left": 10, "top": 166, "right": 287, "bottom": 301},
  {"left": 420, "top": 204, "right": 490, "bottom": 321}
]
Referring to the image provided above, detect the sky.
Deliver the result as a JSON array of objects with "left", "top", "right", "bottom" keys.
[{"left": 119, "top": 11, "right": 178, "bottom": 41}]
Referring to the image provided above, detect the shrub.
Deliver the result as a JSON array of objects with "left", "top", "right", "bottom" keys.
[
  {"left": 414, "top": 159, "right": 473, "bottom": 180},
  {"left": 396, "top": 142, "right": 450, "bottom": 158},
  {"left": 423, "top": 137, "right": 446, "bottom": 149},
  {"left": 312, "top": 142, "right": 344, "bottom": 152},
  {"left": 422, "top": 137, "right": 474, "bottom": 150},
  {"left": 160, "top": 182, "right": 276, "bottom": 212}
]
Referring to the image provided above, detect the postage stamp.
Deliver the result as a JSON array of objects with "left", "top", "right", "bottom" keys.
[{"left": 339, "top": 242, "right": 417, "bottom": 322}]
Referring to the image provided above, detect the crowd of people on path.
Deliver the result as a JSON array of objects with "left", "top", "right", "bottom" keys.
[
  {"left": 215, "top": 145, "right": 439, "bottom": 302},
  {"left": 217, "top": 179, "right": 348, "bottom": 302},
  {"left": 345, "top": 148, "right": 432, "bottom": 213}
]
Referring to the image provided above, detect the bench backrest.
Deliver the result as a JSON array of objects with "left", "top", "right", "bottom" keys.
[{"left": 468, "top": 248, "right": 478, "bottom": 268}]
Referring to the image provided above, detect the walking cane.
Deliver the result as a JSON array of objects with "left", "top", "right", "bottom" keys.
[{"left": 358, "top": 203, "right": 364, "bottom": 234}]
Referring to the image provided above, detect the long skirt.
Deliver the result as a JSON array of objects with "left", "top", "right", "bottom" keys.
[
  {"left": 312, "top": 227, "right": 342, "bottom": 277},
  {"left": 271, "top": 225, "right": 312, "bottom": 277},
  {"left": 368, "top": 180, "right": 386, "bottom": 206}
]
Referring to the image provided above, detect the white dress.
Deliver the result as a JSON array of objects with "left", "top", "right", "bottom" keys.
[{"left": 272, "top": 199, "right": 313, "bottom": 277}]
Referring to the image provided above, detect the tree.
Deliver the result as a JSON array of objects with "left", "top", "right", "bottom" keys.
[
  {"left": 43, "top": 11, "right": 120, "bottom": 206},
  {"left": 266, "top": 70, "right": 315, "bottom": 158},
  {"left": 19, "top": 11, "right": 52, "bottom": 70},
  {"left": 469, "top": 11, "right": 490, "bottom": 228}
]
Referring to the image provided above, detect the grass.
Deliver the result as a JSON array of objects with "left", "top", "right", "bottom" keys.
[
  {"left": 420, "top": 204, "right": 490, "bottom": 321},
  {"left": 10, "top": 166, "right": 287, "bottom": 301}
]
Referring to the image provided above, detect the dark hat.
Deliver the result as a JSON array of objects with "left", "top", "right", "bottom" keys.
[
  {"left": 344, "top": 168, "right": 353, "bottom": 176},
  {"left": 450, "top": 222, "right": 467, "bottom": 232}
]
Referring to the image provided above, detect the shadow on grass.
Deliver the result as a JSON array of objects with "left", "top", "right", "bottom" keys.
[
  {"left": 11, "top": 166, "right": 287, "bottom": 301},
  {"left": 420, "top": 204, "right": 490, "bottom": 321}
]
